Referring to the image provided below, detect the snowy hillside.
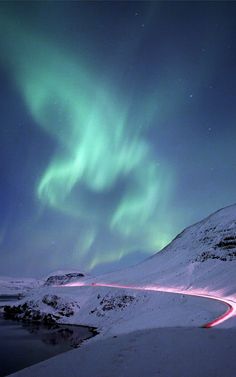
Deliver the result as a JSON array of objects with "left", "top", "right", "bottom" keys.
[
  {"left": 0, "top": 276, "right": 41, "bottom": 296},
  {"left": 0, "top": 271, "right": 87, "bottom": 296},
  {"left": 99, "top": 204, "right": 236, "bottom": 298},
  {"left": 3, "top": 204, "right": 236, "bottom": 336}
]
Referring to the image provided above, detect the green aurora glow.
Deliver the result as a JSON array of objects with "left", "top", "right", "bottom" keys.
[{"left": 0, "top": 10, "right": 172, "bottom": 269}]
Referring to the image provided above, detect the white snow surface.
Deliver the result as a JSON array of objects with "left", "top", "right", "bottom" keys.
[
  {"left": 4, "top": 204, "right": 236, "bottom": 331},
  {"left": 95, "top": 204, "right": 236, "bottom": 299},
  {"left": 9, "top": 327, "right": 236, "bottom": 377},
  {"left": 0, "top": 276, "right": 41, "bottom": 296},
  {"left": 19, "top": 285, "right": 225, "bottom": 334},
  {"left": 4, "top": 204, "right": 236, "bottom": 376}
]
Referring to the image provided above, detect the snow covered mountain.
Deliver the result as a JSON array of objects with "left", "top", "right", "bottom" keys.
[
  {"left": 100, "top": 204, "right": 236, "bottom": 297},
  {"left": 3, "top": 204, "right": 236, "bottom": 334}
]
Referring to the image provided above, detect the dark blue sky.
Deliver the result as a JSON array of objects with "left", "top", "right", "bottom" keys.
[{"left": 0, "top": 1, "right": 236, "bottom": 277}]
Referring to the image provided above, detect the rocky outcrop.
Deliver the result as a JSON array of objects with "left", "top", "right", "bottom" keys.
[
  {"left": 90, "top": 294, "right": 135, "bottom": 317},
  {"left": 4, "top": 294, "right": 79, "bottom": 324},
  {"left": 44, "top": 272, "right": 85, "bottom": 286}
]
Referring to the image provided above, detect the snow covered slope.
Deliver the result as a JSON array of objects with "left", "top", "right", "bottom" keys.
[
  {"left": 0, "top": 276, "right": 41, "bottom": 296},
  {"left": 3, "top": 204, "right": 236, "bottom": 336},
  {"left": 6, "top": 205, "right": 236, "bottom": 377},
  {"left": 98, "top": 204, "right": 236, "bottom": 298}
]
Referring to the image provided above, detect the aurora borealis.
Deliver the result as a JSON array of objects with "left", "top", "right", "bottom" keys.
[
  {"left": 0, "top": 2, "right": 236, "bottom": 277},
  {"left": 2, "top": 10, "right": 160, "bottom": 234}
]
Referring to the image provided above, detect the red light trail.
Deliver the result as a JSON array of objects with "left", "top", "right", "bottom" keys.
[{"left": 64, "top": 281, "right": 236, "bottom": 328}]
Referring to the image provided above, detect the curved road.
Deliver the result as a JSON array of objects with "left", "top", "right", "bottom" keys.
[{"left": 66, "top": 281, "right": 236, "bottom": 328}]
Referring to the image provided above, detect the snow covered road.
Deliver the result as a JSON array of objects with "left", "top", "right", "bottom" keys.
[{"left": 65, "top": 281, "right": 236, "bottom": 328}]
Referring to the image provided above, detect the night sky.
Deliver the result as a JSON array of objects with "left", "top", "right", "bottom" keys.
[{"left": 0, "top": 1, "right": 236, "bottom": 277}]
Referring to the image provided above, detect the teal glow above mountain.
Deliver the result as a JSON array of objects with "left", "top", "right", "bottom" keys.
[{"left": 0, "top": 2, "right": 236, "bottom": 276}]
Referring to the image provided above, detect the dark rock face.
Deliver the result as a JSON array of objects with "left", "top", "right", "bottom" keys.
[
  {"left": 99, "top": 295, "right": 135, "bottom": 311},
  {"left": 90, "top": 294, "right": 135, "bottom": 317},
  {"left": 4, "top": 294, "right": 79, "bottom": 324},
  {"left": 196, "top": 250, "right": 236, "bottom": 262},
  {"left": 216, "top": 236, "right": 236, "bottom": 249},
  {"left": 42, "top": 295, "right": 76, "bottom": 317},
  {"left": 44, "top": 272, "right": 85, "bottom": 286},
  {"left": 195, "top": 234, "right": 236, "bottom": 262},
  {"left": 4, "top": 303, "right": 60, "bottom": 324}
]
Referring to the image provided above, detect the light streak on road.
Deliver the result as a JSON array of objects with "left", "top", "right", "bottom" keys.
[{"left": 64, "top": 281, "right": 236, "bottom": 328}]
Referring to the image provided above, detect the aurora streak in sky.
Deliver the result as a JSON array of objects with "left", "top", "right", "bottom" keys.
[
  {"left": 1, "top": 12, "right": 161, "bottom": 233},
  {"left": 0, "top": 5, "right": 171, "bottom": 271},
  {"left": 0, "top": 2, "right": 236, "bottom": 276}
]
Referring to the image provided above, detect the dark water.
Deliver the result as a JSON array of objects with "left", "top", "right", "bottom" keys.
[
  {"left": 0, "top": 295, "right": 20, "bottom": 302},
  {"left": 0, "top": 297, "right": 97, "bottom": 377}
]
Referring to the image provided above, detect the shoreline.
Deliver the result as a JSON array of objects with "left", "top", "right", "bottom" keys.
[
  {"left": 0, "top": 313, "right": 99, "bottom": 377},
  {"left": 7, "top": 327, "right": 236, "bottom": 377}
]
